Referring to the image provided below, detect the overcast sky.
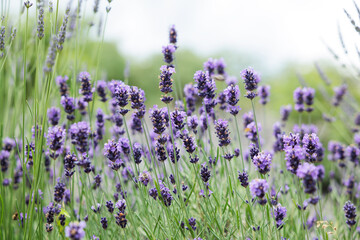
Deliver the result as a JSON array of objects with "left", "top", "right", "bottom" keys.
[{"left": 9, "top": 0, "right": 360, "bottom": 72}]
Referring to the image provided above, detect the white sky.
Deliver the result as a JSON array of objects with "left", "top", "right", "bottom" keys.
[{"left": 8, "top": 0, "right": 360, "bottom": 72}]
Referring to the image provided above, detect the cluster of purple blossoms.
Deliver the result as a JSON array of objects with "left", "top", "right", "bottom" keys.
[
  {"left": 214, "top": 119, "right": 231, "bottom": 147},
  {"left": 241, "top": 67, "right": 260, "bottom": 99},
  {"left": 238, "top": 170, "right": 249, "bottom": 188},
  {"left": 194, "top": 70, "right": 217, "bottom": 112},
  {"left": 0, "top": 150, "right": 10, "bottom": 172},
  {"left": 54, "top": 180, "right": 66, "bottom": 202},
  {"left": 94, "top": 109, "right": 105, "bottom": 146},
  {"left": 56, "top": 75, "right": 69, "bottom": 96},
  {"left": 139, "top": 170, "right": 151, "bottom": 186},
  {"left": 78, "top": 72, "right": 93, "bottom": 102},
  {"left": 64, "top": 153, "right": 77, "bottom": 177},
  {"left": 200, "top": 164, "right": 211, "bottom": 183},
  {"left": 258, "top": 85, "right": 270, "bottom": 105},
  {"left": 171, "top": 109, "right": 186, "bottom": 131},
  {"left": 183, "top": 83, "right": 198, "bottom": 115},
  {"left": 328, "top": 141, "right": 346, "bottom": 167},
  {"left": 187, "top": 116, "right": 198, "bottom": 134},
  {"left": 344, "top": 201, "right": 357, "bottom": 227},
  {"left": 346, "top": 145, "right": 360, "bottom": 165},
  {"left": 280, "top": 105, "right": 292, "bottom": 123},
  {"left": 115, "top": 211, "right": 127, "bottom": 228},
  {"left": 149, "top": 105, "right": 168, "bottom": 135},
  {"left": 129, "top": 86, "right": 146, "bottom": 110},
  {"left": 47, "top": 126, "right": 66, "bottom": 159},
  {"left": 104, "top": 139, "right": 120, "bottom": 162},
  {"left": 162, "top": 45, "right": 176, "bottom": 65},
  {"left": 302, "top": 133, "right": 322, "bottom": 162},
  {"left": 245, "top": 122, "right": 261, "bottom": 146},
  {"left": 77, "top": 97, "right": 88, "bottom": 116},
  {"left": 332, "top": 84, "right": 347, "bottom": 106},
  {"left": 204, "top": 58, "right": 227, "bottom": 77},
  {"left": 44, "top": 202, "right": 61, "bottom": 231},
  {"left": 169, "top": 24, "right": 177, "bottom": 44},
  {"left": 114, "top": 82, "right": 130, "bottom": 109},
  {"left": 69, "top": 122, "right": 91, "bottom": 153},
  {"left": 293, "top": 87, "right": 315, "bottom": 112},
  {"left": 250, "top": 179, "right": 269, "bottom": 205},
  {"left": 272, "top": 204, "right": 287, "bottom": 229},
  {"left": 159, "top": 65, "right": 175, "bottom": 94},
  {"left": 224, "top": 84, "right": 240, "bottom": 115},
  {"left": 65, "top": 221, "right": 86, "bottom": 239},
  {"left": 296, "top": 162, "right": 323, "bottom": 194},
  {"left": 47, "top": 107, "right": 61, "bottom": 126},
  {"left": 252, "top": 152, "right": 272, "bottom": 175},
  {"left": 61, "top": 95, "right": 76, "bottom": 120},
  {"left": 96, "top": 80, "right": 108, "bottom": 102}
]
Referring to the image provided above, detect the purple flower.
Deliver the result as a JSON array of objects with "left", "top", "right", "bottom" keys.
[
  {"left": 114, "top": 82, "right": 130, "bottom": 108},
  {"left": 169, "top": 24, "right": 177, "bottom": 44},
  {"left": 159, "top": 182, "right": 173, "bottom": 207},
  {"left": 162, "top": 45, "right": 176, "bottom": 64},
  {"left": 215, "top": 119, "right": 231, "bottom": 147},
  {"left": 96, "top": 80, "right": 108, "bottom": 102},
  {"left": 0, "top": 150, "right": 10, "bottom": 172},
  {"left": 184, "top": 83, "right": 198, "bottom": 114},
  {"left": 47, "top": 126, "right": 66, "bottom": 159},
  {"left": 47, "top": 107, "right": 61, "bottom": 126},
  {"left": 238, "top": 170, "right": 249, "bottom": 188},
  {"left": 258, "top": 85, "right": 270, "bottom": 105},
  {"left": 296, "top": 162, "right": 320, "bottom": 194},
  {"left": 272, "top": 204, "right": 287, "bottom": 229},
  {"left": 188, "top": 217, "right": 197, "bottom": 231},
  {"left": 280, "top": 105, "right": 292, "bottom": 122},
  {"left": 303, "top": 87, "right": 315, "bottom": 112},
  {"left": 241, "top": 67, "right": 260, "bottom": 92},
  {"left": 129, "top": 86, "right": 146, "bottom": 109},
  {"left": 203, "top": 58, "right": 216, "bottom": 76},
  {"left": 64, "top": 153, "right": 77, "bottom": 177},
  {"left": 94, "top": 109, "right": 105, "bottom": 145},
  {"left": 65, "top": 221, "right": 86, "bottom": 240},
  {"left": 171, "top": 109, "right": 186, "bottom": 131},
  {"left": 56, "top": 75, "right": 69, "bottom": 96},
  {"left": 2, "top": 137, "right": 16, "bottom": 152},
  {"left": 118, "top": 137, "right": 130, "bottom": 156},
  {"left": 194, "top": 70, "right": 216, "bottom": 99},
  {"left": 139, "top": 170, "right": 151, "bottom": 187},
  {"left": 159, "top": 65, "right": 175, "bottom": 94},
  {"left": 133, "top": 142, "right": 142, "bottom": 164},
  {"left": 130, "top": 112, "right": 143, "bottom": 134},
  {"left": 78, "top": 72, "right": 93, "bottom": 102},
  {"left": 180, "top": 132, "right": 196, "bottom": 154},
  {"left": 54, "top": 180, "right": 66, "bottom": 202},
  {"left": 216, "top": 58, "right": 226, "bottom": 75},
  {"left": 252, "top": 152, "right": 272, "bottom": 175},
  {"left": 115, "top": 199, "right": 126, "bottom": 213},
  {"left": 302, "top": 133, "right": 321, "bottom": 162},
  {"left": 101, "top": 217, "right": 108, "bottom": 229},
  {"left": 249, "top": 179, "right": 269, "bottom": 205},
  {"left": 187, "top": 115, "right": 198, "bottom": 134},
  {"left": 69, "top": 122, "right": 91, "bottom": 153},
  {"left": 344, "top": 201, "right": 357, "bottom": 227},
  {"left": 200, "top": 164, "right": 211, "bottom": 183},
  {"left": 76, "top": 97, "right": 88, "bottom": 116},
  {"left": 346, "top": 145, "right": 360, "bottom": 165},
  {"left": 149, "top": 105, "right": 168, "bottom": 135},
  {"left": 60, "top": 95, "right": 75, "bottom": 120},
  {"left": 284, "top": 145, "right": 304, "bottom": 174},
  {"left": 245, "top": 122, "right": 261, "bottom": 144},
  {"left": 104, "top": 139, "right": 120, "bottom": 162},
  {"left": 332, "top": 84, "right": 347, "bottom": 106},
  {"left": 115, "top": 211, "right": 127, "bottom": 228},
  {"left": 224, "top": 84, "right": 240, "bottom": 106},
  {"left": 293, "top": 87, "right": 305, "bottom": 112},
  {"left": 106, "top": 201, "right": 114, "bottom": 213},
  {"left": 155, "top": 141, "right": 167, "bottom": 162}
]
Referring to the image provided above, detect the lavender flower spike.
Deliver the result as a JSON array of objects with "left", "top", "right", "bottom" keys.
[{"left": 215, "top": 119, "right": 231, "bottom": 147}]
